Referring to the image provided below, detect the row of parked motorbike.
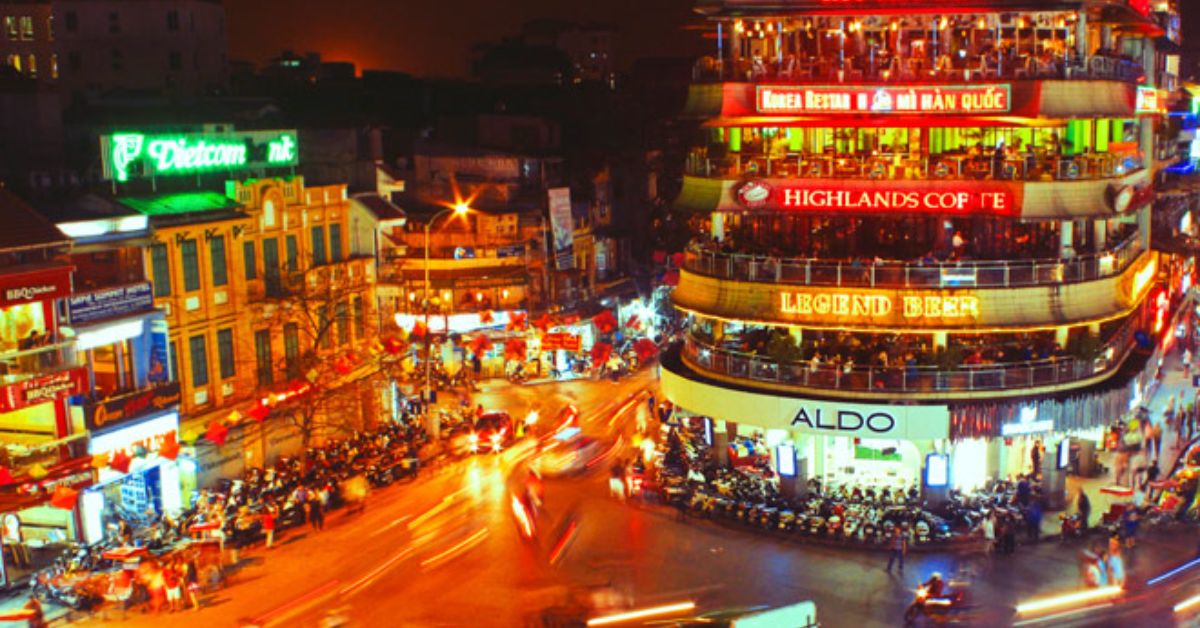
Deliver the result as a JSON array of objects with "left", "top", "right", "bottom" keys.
[{"left": 31, "top": 419, "right": 429, "bottom": 609}]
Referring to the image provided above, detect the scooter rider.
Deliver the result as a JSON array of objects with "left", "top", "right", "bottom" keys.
[{"left": 922, "top": 572, "right": 946, "bottom": 599}]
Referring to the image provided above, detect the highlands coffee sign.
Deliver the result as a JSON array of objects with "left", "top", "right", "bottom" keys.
[
  {"left": 756, "top": 85, "right": 1011, "bottom": 115},
  {"left": 734, "top": 180, "right": 1019, "bottom": 216}
]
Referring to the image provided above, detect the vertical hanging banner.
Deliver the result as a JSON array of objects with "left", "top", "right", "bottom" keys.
[
  {"left": 147, "top": 319, "right": 171, "bottom": 383},
  {"left": 547, "top": 187, "right": 575, "bottom": 270}
]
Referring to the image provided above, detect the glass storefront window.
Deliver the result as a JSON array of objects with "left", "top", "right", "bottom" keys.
[{"left": 0, "top": 302, "right": 47, "bottom": 354}]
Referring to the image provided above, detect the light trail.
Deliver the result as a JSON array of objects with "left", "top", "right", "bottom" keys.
[
  {"left": 251, "top": 578, "right": 341, "bottom": 626},
  {"left": 420, "top": 527, "right": 489, "bottom": 568},
  {"left": 1015, "top": 586, "right": 1121, "bottom": 616},
  {"left": 338, "top": 547, "right": 414, "bottom": 597},
  {"left": 1175, "top": 592, "right": 1200, "bottom": 614},
  {"left": 1148, "top": 557, "right": 1200, "bottom": 586},
  {"left": 587, "top": 601, "right": 696, "bottom": 626}
]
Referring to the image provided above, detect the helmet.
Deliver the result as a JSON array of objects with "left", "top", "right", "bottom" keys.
[{"left": 931, "top": 572, "right": 943, "bottom": 581}]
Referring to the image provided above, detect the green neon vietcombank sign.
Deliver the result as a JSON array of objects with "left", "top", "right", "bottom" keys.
[{"left": 102, "top": 130, "right": 299, "bottom": 182}]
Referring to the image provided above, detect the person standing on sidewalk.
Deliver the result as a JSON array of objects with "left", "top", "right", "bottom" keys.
[
  {"left": 1078, "top": 489, "right": 1092, "bottom": 532},
  {"left": 262, "top": 504, "right": 277, "bottom": 549},
  {"left": 886, "top": 526, "right": 907, "bottom": 573}
]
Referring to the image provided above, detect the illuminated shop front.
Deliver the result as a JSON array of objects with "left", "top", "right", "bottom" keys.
[
  {"left": 665, "top": 0, "right": 1175, "bottom": 497},
  {"left": 80, "top": 410, "right": 183, "bottom": 545}
]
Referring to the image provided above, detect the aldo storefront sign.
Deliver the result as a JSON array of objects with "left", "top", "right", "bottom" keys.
[
  {"left": 788, "top": 400, "right": 948, "bottom": 440},
  {"left": 660, "top": 366, "right": 950, "bottom": 440}
]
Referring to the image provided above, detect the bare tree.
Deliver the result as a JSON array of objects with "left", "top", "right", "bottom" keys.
[{"left": 244, "top": 260, "right": 386, "bottom": 449}]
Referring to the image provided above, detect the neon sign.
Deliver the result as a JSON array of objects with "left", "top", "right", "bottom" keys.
[
  {"left": 756, "top": 85, "right": 1010, "bottom": 115},
  {"left": 101, "top": 130, "right": 299, "bottom": 182},
  {"left": 779, "top": 292, "right": 980, "bottom": 320},
  {"left": 776, "top": 186, "right": 1014, "bottom": 215}
]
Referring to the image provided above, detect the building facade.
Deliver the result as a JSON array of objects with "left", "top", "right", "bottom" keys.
[
  {"left": 663, "top": 0, "right": 1183, "bottom": 495},
  {"left": 0, "top": 0, "right": 228, "bottom": 101}
]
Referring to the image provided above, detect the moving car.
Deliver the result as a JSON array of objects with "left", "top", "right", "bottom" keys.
[
  {"left": 471, "top": 411, "right": 515, "bottom": 453},
  {"left": 536, "top": 427, "right": 609, "bottom": 477}
]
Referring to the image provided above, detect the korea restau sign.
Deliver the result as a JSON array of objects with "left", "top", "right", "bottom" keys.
[
  {"left": 83, "top": 382, "right": 181, "bottom": 432},
  {"left": 67, "top": 282, "right": 153, "bottom": 325},
  {"left": 660, "top": 366, "right": 949, "bottom": 440},
  {"left": 100, "top": 129, "right": 299, "bottom": 182},
  {"left": 756, "top": 84, "right": 1011, "bottom": 115}
]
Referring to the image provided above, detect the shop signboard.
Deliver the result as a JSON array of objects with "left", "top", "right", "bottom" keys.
[
  {"left": 660, "top": 367, "right": 950, "bottom": 440},
  {"left": 547, "top": 187, "right": 575, "bottom": 270},
  {"left": 540, "top": 332, "right": 582, "bottom": 352},
  {"left": 0, "top": 266, "right": 72, "bottom": 308},
  {"left": 67, "top": 282, "right": 153, "bottom": 325},
  {"left": 756, "top": 85, "right": 1011, "bottom": 115},
  {"left": 89, "top": 411, "right": 179, "bottom": 462},
  {"left": 1135, "top": 87, "right": 1163, "bottom": 114},
  {"left": 82, "top": 382, "right": 181, "bottom": 432},
  {"left": 100, "top": 129, "right": 299, "bottom": 183},
  {"left": 497, "top": 244, "right": 526, "bottom": 259},
  {"left": 0, "top": 367, "right": 88, "bottom": 413}
]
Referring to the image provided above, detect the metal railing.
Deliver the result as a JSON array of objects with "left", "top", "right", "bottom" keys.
[
  {"left": 683, "top": 233, "right": 1143, "bottom": 289},
  {"left": 685, "top": 152, "right": 1145, "bottom": 183},
  {"left": 0, "top": 342, "right": 82, "bottom": 385},
  {"left": 682, "top": 322, "right": 1136, "bottom": 394},
  {"left": 693, "top": 53, "right": 1144, "bottom": 84}
]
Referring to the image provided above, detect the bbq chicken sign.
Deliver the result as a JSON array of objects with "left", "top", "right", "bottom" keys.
[{"left": 756, "top": 85, "right": 1011, "bottom": 115}]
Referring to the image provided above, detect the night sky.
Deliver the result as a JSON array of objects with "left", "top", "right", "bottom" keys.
[
  {"left": 225, "top": 0, "right": 702, "bottom": 77},
  {"left": 227, "top": 0, "right": 1200, "bottom": 78}
]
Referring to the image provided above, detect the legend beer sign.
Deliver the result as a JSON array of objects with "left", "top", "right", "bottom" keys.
[
  {"left": 756, "top": 85, "right": 1011, "bottom": 115},
  {"left": 779, "top": 291, "right": 981, "bottom": 324}
]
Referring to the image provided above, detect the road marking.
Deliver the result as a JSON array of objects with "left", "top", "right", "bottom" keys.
[
  {"left": 420, "top": 527, "right": 490, "bottom": 568},
  {"left": 408, "top": 491, "right": 463, "bottom": 529},
  {"left": 251, "top": 578, "right": 340, "bottom": 627},
  {"left": 338, "top": 546, "right": 415, "bottom": 597}
]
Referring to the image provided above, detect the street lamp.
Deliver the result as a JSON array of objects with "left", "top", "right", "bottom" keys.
[{"left": 423, "top": 202, "right": 470, "bottom": 405}]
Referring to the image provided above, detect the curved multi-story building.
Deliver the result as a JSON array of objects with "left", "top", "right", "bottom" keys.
[{"left": 662, "top": 0, "right": 1185, "bottom": 492}]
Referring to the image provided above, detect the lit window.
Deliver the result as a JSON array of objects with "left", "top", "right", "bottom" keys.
[
  {"left": 8, "top": 54, "right": 20, "bottom": 72},
  {"left": 50, "top": 53, "right": 57, "bottom": 79},
  {"left": 19, "top": 16, "right": 32, "bottom": 40},
  {"left": 3, "top": 17, "right": 16, "bottom": 40},
  {"left": 26, "top": 54, "right": 35, "bottom": 78}
]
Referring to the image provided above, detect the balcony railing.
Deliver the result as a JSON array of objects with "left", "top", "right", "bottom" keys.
[
  {"left": 0, "top": 342, "right": 83, "bottom": 386},
  {"left": 682, "top": 322, "right": 1135, "bottom": 394},
  {"left": 686, "top": 151, "right": 1145, "bottom": 183},
  {"left": 694, "top": 53, "right": 1144, "bottom": 85},
  {"left": 683, "top": 233, "right": 1144, "bottom": 289}
]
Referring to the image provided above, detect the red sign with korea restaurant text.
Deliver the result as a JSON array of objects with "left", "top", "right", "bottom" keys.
[
  {"left": 756, "top": 85, "right": 1011, "bottom": 115},
  {"left": 735, "top": 179, "right": 1021, "bottom": 217}
]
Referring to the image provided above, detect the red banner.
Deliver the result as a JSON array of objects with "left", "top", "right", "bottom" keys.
[
  {"left": 541, "top": 333, "right": 581, "bottom": 352},
  {"left": 0, "top": 367, "right": 88, "bottom": 413},
  {"left": 756, "top": 85, "right": 1011, "bottom": 115}
]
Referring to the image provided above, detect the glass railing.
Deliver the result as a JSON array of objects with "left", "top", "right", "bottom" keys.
[
  {"left": 685, "top": 151, "right": 1145, "bottom": 182},
  {"left": 681, "top": 322, "right": 1135, "bottom": 394},
  {"left": 684, "top": 233, "right": 1143, "bottom": 289},
  {"left": 694, "top": 53, "right": 1144, "bottom": 84},
  {"left": 0, "top": 341, "right": 83, "bottom": 385}
]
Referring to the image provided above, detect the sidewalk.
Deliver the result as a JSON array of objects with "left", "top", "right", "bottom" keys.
[{"left": 1044, "top": 347, "right": 1195, "bottom": 537}]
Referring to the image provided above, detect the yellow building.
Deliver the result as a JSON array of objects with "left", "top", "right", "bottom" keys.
[{"left": 123, "top": 176, "right": 375, "bottom": 480}]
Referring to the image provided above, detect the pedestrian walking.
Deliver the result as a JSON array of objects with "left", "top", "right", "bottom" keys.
[
  {"left": 1107, "top": 536, "right": 1126, "bottom": 587},
  {"left": 309, "top": 495, "right": 325, "bottom": 530},
  {"left": 886, "top": 527, "right": 907, "bottom": 573},
  {"left": 980, "top": 513, "right": 996, "bottom": 555},
  {"left": 1078, "top": 489, "right": 1091, "bottom": 532},
  {"left": 262, "top": 504, "right": 277, "bottom": 549},
  {"left": 163, "top": 561, "right": 182, "bottom": 613},
  {"left": 1026, "top": 500, "right": 1043, "bottom": 543},
  {"left": 1031, "top": 441, "right": 1043, "bottom": 479}
]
